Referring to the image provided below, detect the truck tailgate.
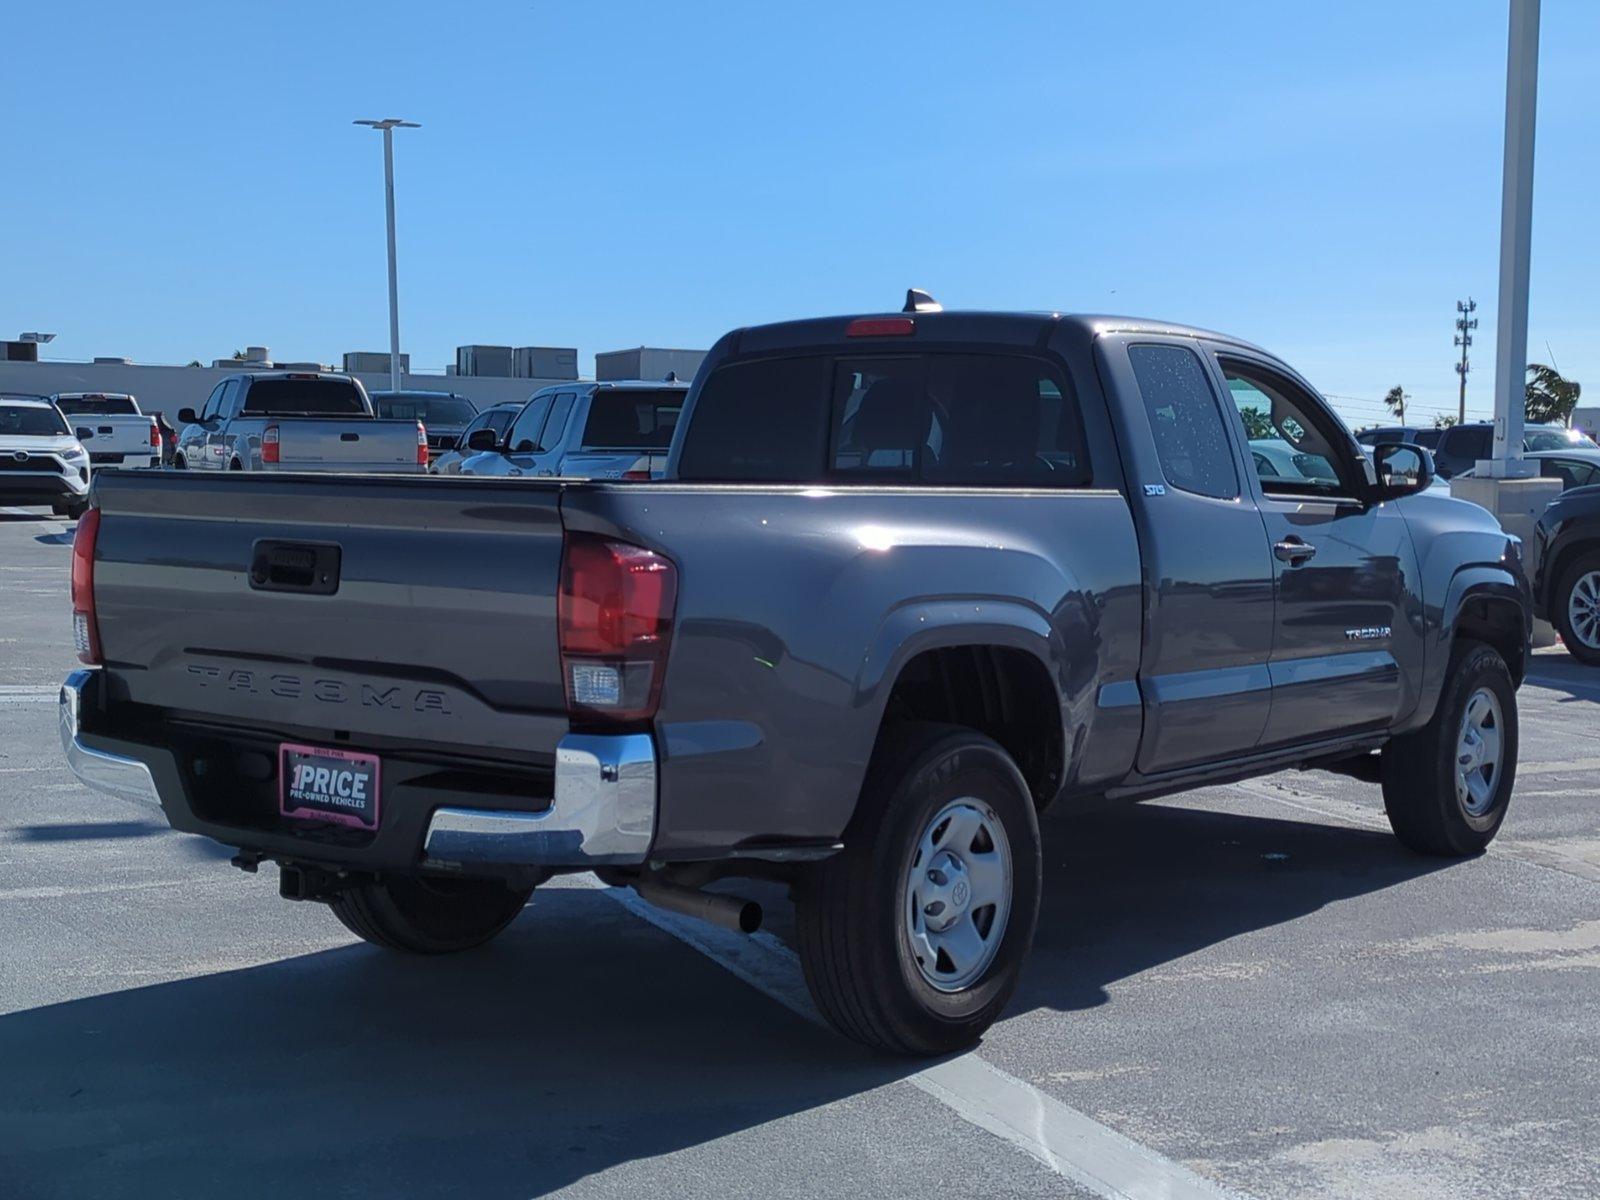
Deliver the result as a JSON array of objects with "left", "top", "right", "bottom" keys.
[
  {"left": 275, "top": 417, "right": 421, "bottom": 471},
  {"left": 90, "top": 471, "right": 569, "bottom": 762}
]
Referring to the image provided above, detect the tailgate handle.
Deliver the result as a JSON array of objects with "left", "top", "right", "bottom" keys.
[
  {"left": 249, "top": 540, "right": 341, "bottom": 595},
  {"left": 340, "top": 432, "right": 360, "bottom": 442}
]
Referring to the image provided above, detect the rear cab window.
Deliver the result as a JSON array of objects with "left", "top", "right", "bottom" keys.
[
  {"left": 55, "top": 396, "right": 139, "bottom": 416},
  {"left": 240, "top": 379, "right": 368, "bottom": 417},
  {"left": 581, "top": 389, "right": 683, "bottom": 450},
  {"left": 678, "top": 351, "right": 1091, "bottom": 487}
]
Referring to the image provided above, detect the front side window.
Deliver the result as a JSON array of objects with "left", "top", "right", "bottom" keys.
[
  {"left": 1127, "top": 344, "right": 1238, "bottom": 500},
  {"left": 199, "top": 383, "right": 226, "bottom": 422},
  {"left": 1222, "top": 365, "right": 1352, "bottom": 497},
  {"left": 507, "top": 395, "right": 554, "bottom": 452}
]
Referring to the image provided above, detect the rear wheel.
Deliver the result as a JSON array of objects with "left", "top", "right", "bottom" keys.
[
  {"left": 1381, "top": 640, "right": 1517, "bottom": 855},
  {"left": 1552, "top": 551, "right": 1600, "bottom": 666},
  {"left": 52, "top": 501, "right": 87, "bottom": 520},
  {"left": 329, "top": 875, "right": 532, "bottom": 954},
  {"left": 795, "top": 724, "right": 1042, "bottom": 1056}
]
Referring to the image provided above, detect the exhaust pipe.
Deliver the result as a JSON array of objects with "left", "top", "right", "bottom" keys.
[{"left": 633, "top": 879, "right": 762, "bottom": 934}]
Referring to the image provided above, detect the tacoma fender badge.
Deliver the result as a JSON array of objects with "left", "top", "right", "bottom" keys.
[{"left": 1344, "top": 626, "right": 1392, "bottom": 642}]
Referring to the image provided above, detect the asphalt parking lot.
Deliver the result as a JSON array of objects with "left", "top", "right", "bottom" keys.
[{"left": 1, "top": 505, "right": 1597, "bottom": 1200}]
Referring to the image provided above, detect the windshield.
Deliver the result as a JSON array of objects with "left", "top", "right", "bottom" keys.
[
  {"left": 55, "top": 396, "right": 138, "bottom": 416},
  {"left": 375, "top": 394, "right": 478, "bottom": 425},
  {"left": 1525, "top": 427, "right": 1598, "bottom": 452},
  {"left": 581, "top": 389, "right": 683, "bottom": 449},
  {"left": 241, "top": 379, "right": 368, "bottom": 416},
  {"left": 0, "top": 405, "right": 71, "bottom": 436}
]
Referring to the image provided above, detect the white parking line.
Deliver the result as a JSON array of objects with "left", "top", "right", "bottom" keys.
[
  {"left": 0, "top": 687, "right": 59, "bottom": 705},
  {"left": 565, "top": 874, "right": 1248, "bottom": 1200}
]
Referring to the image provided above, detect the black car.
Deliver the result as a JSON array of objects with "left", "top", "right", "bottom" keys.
[
  {"left": 371, "top": 390, "right": 479, "bottom": 464},
  {"left": 1532, "top": 484, "right": 1600, "bottom": 664}
]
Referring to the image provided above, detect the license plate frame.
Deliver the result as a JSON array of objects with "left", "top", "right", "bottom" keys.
[{"left": 278, "top": 742, "right": 381, "bottom": 830}]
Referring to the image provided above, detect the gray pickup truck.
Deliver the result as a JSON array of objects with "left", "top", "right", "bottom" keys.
[
  {"left": 458, "top": 379, "right": 686, "bottom": 481},
  {"left": 61, "top": 305, "right": 1529, "bottom": 1055},
  {"left": 173, "top": 372, "right": 427, "bottom": 473}
]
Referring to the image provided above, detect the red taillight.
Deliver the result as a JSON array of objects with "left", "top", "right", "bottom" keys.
[
  {"left": 148, "top": 421, "right": 159, "bottom": 448},
  {"left": 262, "top": 423, "right": 280, "bottom": 464},
  {"left": 846, "top": 317, "right": 915, "bottom": 338},
  {"left": 621, "top": 469, "right": 651, "bottom": 481},
  {"left": 416, "top": 421, "right": 429, "bottom": 465},
  {"left": 558, "top": 533, "right": 677, "bottom": 723},
  {"left": 71, "top": 508, "right": 102, "bottom": 665}
]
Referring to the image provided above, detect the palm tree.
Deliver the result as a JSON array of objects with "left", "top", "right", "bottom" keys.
[
  {"left": 1383, "top": 386, "right": 1408, "bottom": 425},
  {"left": 1433, "top": 414, "right": 1459, "bottom": 429},
  {"left": 1525, "top": 363, "right": 1582, "bottom": 426}
]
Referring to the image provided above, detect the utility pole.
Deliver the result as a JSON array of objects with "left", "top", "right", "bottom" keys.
[
  {"left": 1454, "top": 297, "right": 1478, "bottom": 425},
  {"left": 354, "top": 118, "right": 421, "bottom": 392}
]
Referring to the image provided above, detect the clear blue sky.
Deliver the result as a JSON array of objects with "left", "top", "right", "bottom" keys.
[{"left": 3, "top": 0, "right": 1596, "bottom": 428}]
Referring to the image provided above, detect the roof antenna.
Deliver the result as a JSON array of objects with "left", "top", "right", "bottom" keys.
[{"left": 903, "top": 288, "right": 942, "bottom": 314}]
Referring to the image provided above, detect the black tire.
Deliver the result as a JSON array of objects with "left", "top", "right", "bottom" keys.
[
  {"left": 329, "top": 875, "right": 532, "bottom": 954},
  {"left": 1382, "top": 640, "right": 1517, "bottom": 856},
  {"left": 1552, "top": 550, "right": 1600, "bottom": 666},
  {"left": 171, "top": 454, "right": 187, "bottom": 469},
  {"left": 795, "top": 723, "right": 1042, "bottom": 1056},
  {"left": 53, "top": 501, "right": 87, "bottom": 520},
  {"left": 229, "top": 459, "right": 243, "bottom": 471}
]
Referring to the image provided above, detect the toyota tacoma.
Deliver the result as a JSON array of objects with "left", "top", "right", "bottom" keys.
[{"left": 61, "top": 301, "right": 1530, "bottom": 1055}]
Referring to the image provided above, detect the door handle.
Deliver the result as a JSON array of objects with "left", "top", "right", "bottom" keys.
[{"left": 1274, "top": 537, "right": 1318, "bottom": 564}]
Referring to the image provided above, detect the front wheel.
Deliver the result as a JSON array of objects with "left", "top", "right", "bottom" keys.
[
  {"left": 1553, "top": 551, "right": 1600, "bottom": 666},
  {"left": 1382, "top": 640, "right": 1517, "bottom": 855},
  {"left": 329, "top": 875, "right": 533, "bottom": 954},
  {"left": 795, "top": 724, "right": 1042, "bottom": 1056}
]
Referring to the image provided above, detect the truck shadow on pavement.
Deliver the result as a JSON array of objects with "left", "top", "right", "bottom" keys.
[
  {"left": 0, "top": 801, "right": 1451, "bottom": 1198},
  {"left": 1020, "top": 799, "right": 1453, "bottom": 1013}
]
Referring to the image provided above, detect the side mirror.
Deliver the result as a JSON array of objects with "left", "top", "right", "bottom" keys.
[
  {"left": 465, "top": 428, "right": 500, "bottom": 453},
  {"left": 1371, "top": 442, "right": 1435, "bottom": 501},
  {"left": 75, "top": 427, "right": 94, "bottom": 441},
  {"left": 177, "top": 408, "right": 198, "bottom": 425}
]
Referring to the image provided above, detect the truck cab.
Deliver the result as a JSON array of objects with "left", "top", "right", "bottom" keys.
[{"left": 461, "top": 380, "right": 687, "bottom": 481}]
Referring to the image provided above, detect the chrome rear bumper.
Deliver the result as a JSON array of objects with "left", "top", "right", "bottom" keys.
[
  {"left": 59, "top": 669, "right": 656, "bottom": 866},
  {"left": 59, "top": 669, "right": 162, "bottom": 807},
  {"left": 423, "top": 734, "right": 656, "bottom": 867}
]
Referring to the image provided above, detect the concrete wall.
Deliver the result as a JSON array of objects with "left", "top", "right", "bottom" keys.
[{"left": 0, "top": 360, "right": 556, "bottom": 419}]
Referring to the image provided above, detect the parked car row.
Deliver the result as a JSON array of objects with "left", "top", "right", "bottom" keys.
[
  {"left": 60, "top": 298, "right": 1534, "bottom": 1056},
  {"left": 1357, "top": 420, "right": 1600, "bottom": 480}
]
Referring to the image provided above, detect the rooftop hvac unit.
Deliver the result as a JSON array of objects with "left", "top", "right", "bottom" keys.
[
  {"left": 343, "top": 351, "right": 410, "bottom": 374},
  {"left": 93, "top": 357, "right": 133, "bottom": 365},
  {"left": 595, "top": 347, "right": 707, "bottom": 383},
  {"left": 455, "top": 345, "right": 515, "bottom": 377},
  {"left": 514, "top": 346, "right": 579, "bottom": 380}
]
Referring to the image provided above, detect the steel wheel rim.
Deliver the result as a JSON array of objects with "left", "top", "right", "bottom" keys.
[
  {"left": 1567, "top": 571, "right": 1600, "bottom": 649},
  {"left": 1455, "top": 686, "right": 1504, "bottom": 817},
  {"left": 905, "top": 798, "right": 1013, "bottom": 993}
]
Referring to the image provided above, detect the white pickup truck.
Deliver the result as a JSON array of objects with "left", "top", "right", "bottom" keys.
[
  {"left": 51, "top": 393, "right": 160, "bottom": 471},
  {"left": 174, "top": 372, "right": 428, "bottom": 473}
]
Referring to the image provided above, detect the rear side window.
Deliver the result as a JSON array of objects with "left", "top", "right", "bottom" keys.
[
  {"left": 581, "top": 389, "right": 683, "bottom": 449},
  {"left": 676, "top": 357, "right": 831, "bottom": 481},
  {"left": 241, "top": 380, "right": 367, "bottom": 416},
  {"left": 679, "top": 352, "right": 1090, "bottom": 487},
  {"left": 1127, "top": 345, "right": 1238, "bottom": 500}
]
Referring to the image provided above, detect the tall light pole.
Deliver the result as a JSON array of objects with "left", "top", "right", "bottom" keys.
[
  {"left": 1487, "top": 0, "right": 1539, "bottom": 476},
  {"left": 354, "top": 118, "right": 420, "bottom": 392}
]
